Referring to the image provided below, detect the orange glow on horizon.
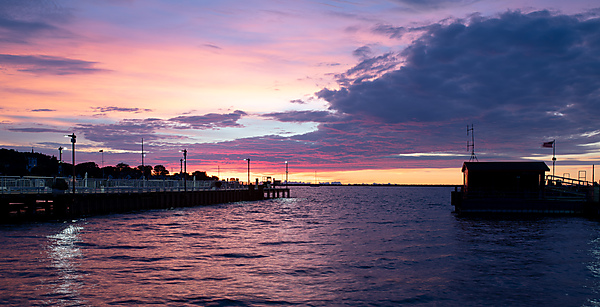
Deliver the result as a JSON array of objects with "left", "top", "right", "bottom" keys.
[
  {"left": 192, "top": 164, "right": 600, "bottom": 185},
  {"left": 194, "top": 166, "right": 465, "bottom": 185}
]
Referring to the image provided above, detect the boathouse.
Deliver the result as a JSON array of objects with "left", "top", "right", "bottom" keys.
[
  {"left": 461, "top": 162, "right": 549, "bottom": 198},
  {"left": 453, "top": 161, "right": 600, "bottom": 214}
]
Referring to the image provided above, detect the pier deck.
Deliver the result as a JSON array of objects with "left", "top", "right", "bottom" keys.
[{"left": 0, "top": 177, "right": 290, "bottom": 223}]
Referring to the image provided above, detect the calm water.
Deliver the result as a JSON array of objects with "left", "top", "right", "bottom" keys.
[{"left": 2, "top": 186, "right": 600, "bottom": 306}]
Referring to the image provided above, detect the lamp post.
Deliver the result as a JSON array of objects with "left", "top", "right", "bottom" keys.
[
  {"left": 552, "top": 140, "right": 556, "bottom": 177},
  {"left": 285, "top": 161, "right": 288, "bottom": 187},
  {"left": 66, "top": 133, "right": 76, "bottom": 194},
  {"left": 244, "top": 158, "right": 250, "bottom": 186},
  {"left": 99, "top": 150, "right": 104, "bottom": 179},
  {"left": 58, "top": 146, "right": 63, "bottom": 176},
  {"left": 181, "top": 149, "right": 187, "bottom": 192},
  {"left": 141, "top": 138, "right": 145, "bottom": 181}
]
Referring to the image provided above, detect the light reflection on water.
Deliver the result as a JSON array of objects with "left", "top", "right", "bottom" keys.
[
  {"left": 44, "top": 224, "right": 85, "bottom": 306},
  {"left": 1, "top": 186, "right": 600, "bottom": 306}
]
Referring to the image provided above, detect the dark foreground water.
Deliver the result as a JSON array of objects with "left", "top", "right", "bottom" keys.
[{"left": 2, "top": 186, "right": 600, "bottom": 306}]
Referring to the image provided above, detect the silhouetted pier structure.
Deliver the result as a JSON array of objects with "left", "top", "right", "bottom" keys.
[
  {"left": 0, "top": 177, "right": 290, "bottom": 223},
  {"left": 452, "top": 162, "right": 600, "bottom": 215}
]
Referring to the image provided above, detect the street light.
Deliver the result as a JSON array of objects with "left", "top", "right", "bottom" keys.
[
  {"left": 65, "top": 133, "right": 76, "bottom": 194},
  {"left": 181, "top": 149, "right": 187, "bottom": 192},
  {"left": 99, "top": 150, "right": 104, "bottom": 179},
  {"left": 285, "top": 161, "right": 288, "bottom": 187},
  {"left": 244, "top": 158, "right": 250, "bottom": 186},
  {"left": 141, "top": 138, "right": 145, "bottom": 180},
  {"left": 58, "top": 146, "right": 63, "bottom": 176}
]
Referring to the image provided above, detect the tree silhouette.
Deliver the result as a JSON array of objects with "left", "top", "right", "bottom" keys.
[{"left": 153, "top": 165, "right": 169, "bottom": 177}]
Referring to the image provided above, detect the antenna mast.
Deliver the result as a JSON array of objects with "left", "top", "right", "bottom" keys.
[{"left": 467, "top": 124, "right": 478, "bottom": 162}]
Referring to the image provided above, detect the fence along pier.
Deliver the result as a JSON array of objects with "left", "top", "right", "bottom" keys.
[{"left": 0, "top": 176, "right": 290, "bottom": 222}]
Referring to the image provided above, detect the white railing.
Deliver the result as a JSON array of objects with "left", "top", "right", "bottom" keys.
[{"left": 0, "top": 176, "right": 245, "bottom": 194}]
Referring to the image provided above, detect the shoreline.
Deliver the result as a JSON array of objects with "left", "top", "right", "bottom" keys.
[{"left": 285, "top": 183, "right": 461, "bottom": 187}]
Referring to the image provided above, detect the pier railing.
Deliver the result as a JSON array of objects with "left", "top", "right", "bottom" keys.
[
  {"left": 0, "top": 176, "right": 245, "bottom": 194},
  {"left": 545, "top": 175, "right": 598, "bottom": 202},
  {"left": 546, "top": 175, "right": 594, "bottom": 187}
]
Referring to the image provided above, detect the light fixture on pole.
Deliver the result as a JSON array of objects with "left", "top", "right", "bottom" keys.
[
  {"left": 65, "top": 133, "right": 76, "bottom": 194},
  {"left": 181, "top": 149, "right": 187, "bottom": 192},
  {"left": 99, "top": 150, "right": 104, "bottom": 179},
  {"left": 58, "top": 146, "right": 63, "bottom": 176},
  {"left": 285, "top": 161, "right": 288, "bottom": 186},
  {"left": 552, "top": 140, "right": 556, "bottom": 177},
  {"left": 141, "top": 138, "right": 144, "bottom": 180},
  {"left": 244, "top": 158, "right": 250, "bottom": 186}
]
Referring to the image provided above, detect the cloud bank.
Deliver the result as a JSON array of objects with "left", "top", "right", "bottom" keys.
[
  {"left": 322, "top": 11, "right": 600, "bottom": 123},
  {"left": 314, "top": 10, "right": 600, "bottom": 162}
]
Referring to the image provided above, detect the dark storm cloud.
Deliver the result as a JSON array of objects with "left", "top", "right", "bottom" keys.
[
  {"left": 0, "top": 54, "right": 107, "bottom": 75},
  {"left": 319, "top": 10, "right": 600, "bottom": 131},
  {"left": 170, "top": 110, "right": 247, "bottom": 129},
  {"left": 311, "top": 10, "right": 600, "bottom": 163},
  {"left": 262, "top": 110, "right": 343, "bottom": 123},
  {"left": 92, "top": 106, "right": 153, "bottom": 113}
]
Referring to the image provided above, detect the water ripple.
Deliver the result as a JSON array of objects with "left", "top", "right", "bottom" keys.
[{"left": 1, "top": 187, "right": 599, "bottom": 306}]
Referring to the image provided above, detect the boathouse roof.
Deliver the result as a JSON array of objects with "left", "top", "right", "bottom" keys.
[{"left": 462, "top": 162, "right": 550, "bottom": 173}]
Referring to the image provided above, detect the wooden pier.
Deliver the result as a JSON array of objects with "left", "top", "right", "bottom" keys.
[{"left": 0, "top": 185, "right": 290, "bottom": 223}]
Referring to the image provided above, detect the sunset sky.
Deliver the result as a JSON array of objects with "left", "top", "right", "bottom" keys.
[{"left": 1, "top": 0, "right": 600, "bottom": 184}]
